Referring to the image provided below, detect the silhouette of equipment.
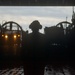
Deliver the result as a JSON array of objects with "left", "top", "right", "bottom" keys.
[{"left": 1, "top": 21, "right": 23, "bottom": 58}]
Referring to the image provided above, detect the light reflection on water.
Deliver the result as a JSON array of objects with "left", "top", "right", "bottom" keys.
[
  {"left": 44, "top": 65, "right": 75, "bottom": 75},
  {"left": 0, "top": 66, "right": 24, "bottom": 75},
  {"left": 2, "top": 45, "right": 21, "bottom": 56}
]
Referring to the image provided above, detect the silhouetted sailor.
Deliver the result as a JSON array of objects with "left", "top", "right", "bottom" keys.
[
  {"left": 23, "top": 20, "right": 45, "bottom": 75},
  {"left": 26, "top": 20, "right": 45, "bottom": 60}
]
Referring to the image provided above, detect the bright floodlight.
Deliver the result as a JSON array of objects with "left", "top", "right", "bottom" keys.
[
  {"left": 5, "top": 35, "right": 8, "bottom": 39},
  {"left": 14, "top": 35, "right": 17, "bottom": 39}
]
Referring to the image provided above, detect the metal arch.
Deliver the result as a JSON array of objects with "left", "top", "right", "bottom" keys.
[
  {"left": 1, "top": 21, "right": 23, "bottom": 31},
  {"left": 56, "top": 21, "right": 71, "bottom": 27}
]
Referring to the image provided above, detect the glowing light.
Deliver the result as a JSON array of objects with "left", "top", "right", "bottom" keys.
[
  {"left": 18, "top": 35, "right": 20, "bottom": 37},
  {"left": 2, "top": 35, "right": 4, "bottom": 37},
  {"left": 5, "top": 35, "right": 8, "bottom": 39},
  {"left": 14, "top": 35, "right": 17, "bottom": 39}
]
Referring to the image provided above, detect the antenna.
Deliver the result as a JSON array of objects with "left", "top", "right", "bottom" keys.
[
  {"left": 72, "top": 6, "right": 75, "bottom": 24},
  {"left": 73, "top": 6, "right": 74, "bottom": 14},
  {"left": 72, "top": 6, "right": 75, "bottom": 21},
  {"left": 66, "top": 16, "right": 68, "bottom": 22},
  {"left": 65, "top": 16, "right": 68, "bottom": 29}
]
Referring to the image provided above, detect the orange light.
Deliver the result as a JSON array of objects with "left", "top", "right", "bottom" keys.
[
  {"left": 18, "top": 35, "right": 20, "bottom": 37},
  {"left": 2, "top": 35, "right": 4, "bottom": 37},
  {"left": 14, "top": 35, "right": 17, "bottom": 39},
  {"left": 5, "top": 35, "right": 8, "bottom": 39}
]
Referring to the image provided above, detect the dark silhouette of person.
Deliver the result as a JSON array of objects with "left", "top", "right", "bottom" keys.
[
  {"left": 24, "top": 20, "right": 45, "bottom": 75},
  {"left": 26, "top": 20, "right": 45, "bottom": 60}
]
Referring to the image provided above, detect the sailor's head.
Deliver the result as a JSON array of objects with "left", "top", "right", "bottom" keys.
[{"left": 29, "top": 20, "right": 42, "bottom": 32}]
